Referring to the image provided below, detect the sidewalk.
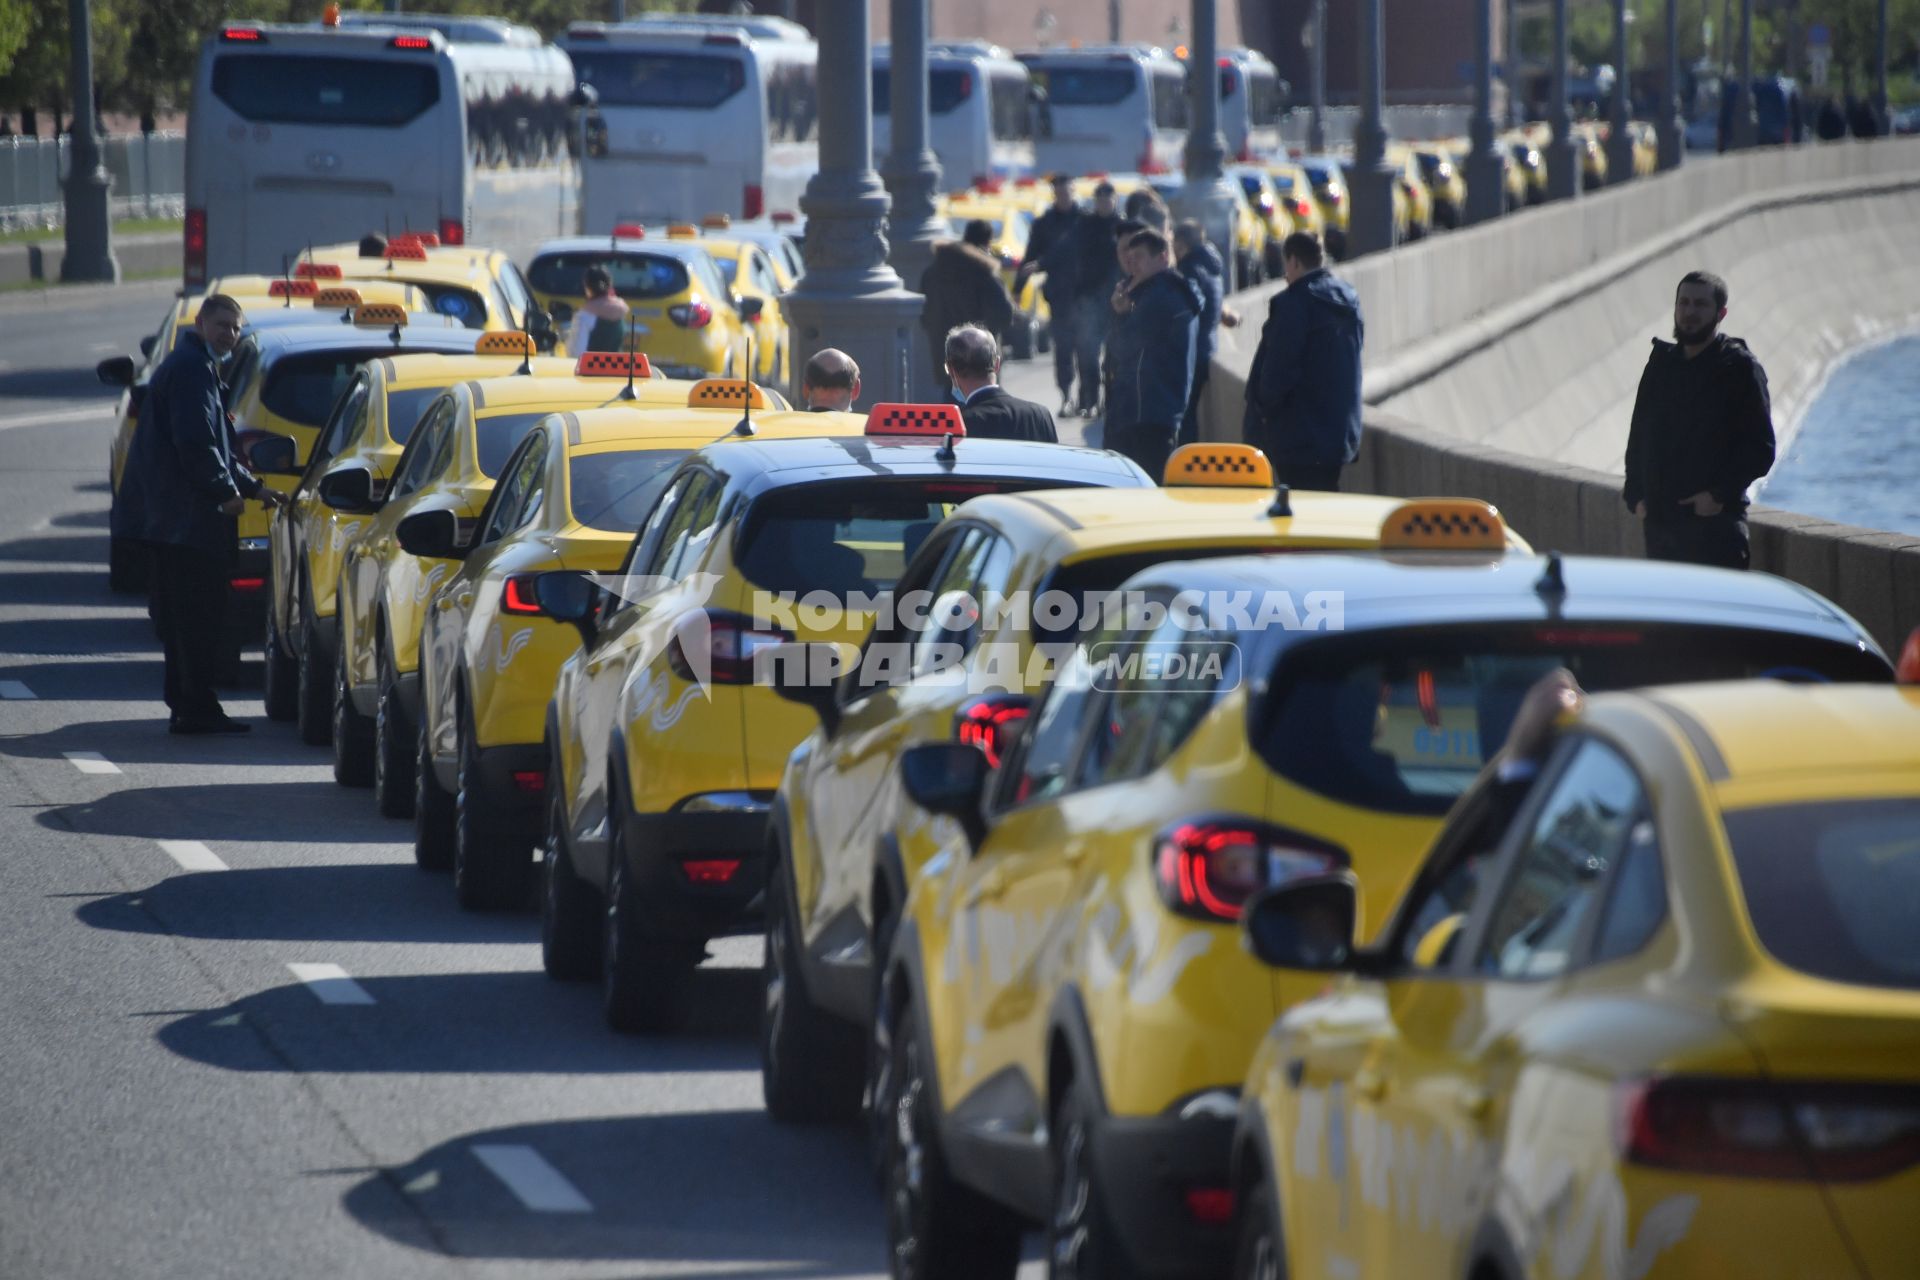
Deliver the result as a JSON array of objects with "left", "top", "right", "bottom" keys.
[{"left": 0, "top": 232, "right": 181, "bottom": 289}]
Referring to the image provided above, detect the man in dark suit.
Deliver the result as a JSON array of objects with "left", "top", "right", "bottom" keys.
[{"left": 945, "top": 325, "right": 1057, "bottom": 443}]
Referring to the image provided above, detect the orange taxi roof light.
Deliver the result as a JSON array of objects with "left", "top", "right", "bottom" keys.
[
  {"left": 384, "top": 243, "right": 428, "bottom": 261},
  {"left": 477, "top": 332, "right": 537, "bottom": 357},
  {"left": 575, "top": 351, "right": 653, "bottom": 379},
  {"left": 390, "top": 231, "right": 441, "bottom": 249},
  {"left": 294, "top": 262, "right": 342, "bottom": 280},
  {"left": 268, "top": 278, "right": 318, "bottom": 298},
  {"left": 687, "top": 378, "right": 768, "bottom": 410},
  {"left": 701, "top": 213, "right": 732, "bottom": 230},
  {"left": 353, "top": 303, "right": 409, "bottom": 328},
  {"left": 865, "top": 402, "right": 965, "bottom": 439},
  {"left": 314, "top": 287, "right": 364, "bottom": 309},
  {"left": 667, "top": 223, "right": 700, "bottom": 239},
  {"left": 1377, "top": 499, "right": 1507, "bottom": 551},
  {"left": 612, "top": 223, "right": 645, "bottom": 239},
  {"left": 1163, "top": 443, "right": 1273, "bottom": 488}
]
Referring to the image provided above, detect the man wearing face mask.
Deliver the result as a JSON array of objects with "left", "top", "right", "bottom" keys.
[
  {"left": 1623, "top": 271, "right": 1776, "bottom": 570},
  {"left": 111, "top": 294, "right": 287, "bottom": 734}
]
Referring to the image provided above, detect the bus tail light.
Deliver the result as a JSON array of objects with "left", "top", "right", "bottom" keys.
[
  {"left": 743, "top": 184, "right": 764, "bottom": 220},
  {"left": 668, "top": 301, "right": 713, "bottom": 329},
  {"left": 184, "top": 209, "right": 207, "bottom": 286},
  {"left": 1151, "top": 818, "right": 1347, "bottom": 923},
  {"left": 438, "top": 218, "right": 464, "bottom": 246}
]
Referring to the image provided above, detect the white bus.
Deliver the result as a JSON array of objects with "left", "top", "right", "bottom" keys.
[
  {"left": 184, "top": 18, "right": 573, "bottom": 286},
  {"left": 1218, "top": 47, "right": 1289, "bottom": 162},
  {"left": 1019, "top": 45, "right": 1188, "bottom": 177},
  {"left": 561, "top": 15, "right": 818, "bottom": 231},
  {"left": 872, "top": 41, "right": 1036, "bottom": 190}
]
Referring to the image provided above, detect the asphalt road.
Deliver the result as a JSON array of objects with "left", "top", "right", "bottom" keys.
[{"left": 0, "top": 284, "right": 1057, "bottom": 1277}]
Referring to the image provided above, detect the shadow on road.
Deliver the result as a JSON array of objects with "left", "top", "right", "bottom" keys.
[
  {"left": 0, "top": 368, "right": 117, "bottom": 401},
  {"left": 39, "top": 777, "right": 391, "bottom": 844},
  {"left": 340, "top": 1110, "right": 885, "bottom": 1273},
  {"left": 0, "top": 531, "right": 110, "bottom": 564}
]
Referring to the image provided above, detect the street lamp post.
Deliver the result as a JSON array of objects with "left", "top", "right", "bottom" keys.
[
  {"left": 882, "top": 0, "right": 946, "bottom": 400},
  {"left": 1874, "top": 0, "right": 1890, "bottom": 134},
  {"left": 1545, "top": 0, "right": 1582, "bottom": 200},
  {"left": 1657, "top": 0, "right": 1685, "bottom": 168},
  {"left": 1348, "top": 0, "right": 1399, "bottom": 255},
  {"left": 1181, "top": 0, "right": 1239, "bottom": 290},
  {"left": 1605, "top": 1, "right": 1637, "bottom": 181},
  {"left": 1465, "top": 0, "right": 1506, "bottom": 224},
  {"left": 781, "top": 0, "right": 922, "bottom": 406},
  {"left": 1306, "top": 0, "right": 1327, "bottom": 154},
  {"left": 1730, "top": 0, "right": 1758, "bottom": 147},
  {"left": 59, "top": 0, "right": 118, "bottom": 283},
  {"left": 1506, "top": 0, "right": 1521, "bottom": 127}
]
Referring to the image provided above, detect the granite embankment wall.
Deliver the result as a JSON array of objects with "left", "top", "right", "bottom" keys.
[{"left": 1205, "top": 137, "right": 1920, "bottom": 654}]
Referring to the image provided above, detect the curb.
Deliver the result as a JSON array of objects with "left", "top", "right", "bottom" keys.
[{"left": 0, "top": 231, "right": 181, "bottom": 286}]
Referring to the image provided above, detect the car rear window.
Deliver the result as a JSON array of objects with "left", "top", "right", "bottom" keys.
[
  {"left": 384, "top": 386, "right": 452, "bottom": 444},
  {"left": 474, "top": 411, "right": 558, "bottom": 479},
  {"left": 211, "top": 55, "right": 441, "bottom": 127},
  {"left": 569, "top": 50, "right": 745, "bottom": 109},
  {"left": 416, "top": 285, "right": 488, "bottom": 329},
  {"left": 1027, "top": 64, "right": 1136, "bottom": 106},
  {"left": 568, "top": 449, "right": 688, "bottom": 533},
  {"left": 1724, "top": 798, "right": 1920, "bottom": 991},
  {"left": 528, "top": 252, "right": 692, "bottom": 302},
  {"left": 260, "top": 350, "right": 402, "bottom": 428},
  {"left": 1256, "top": 624, "right": 1891, "bottom": 816}
]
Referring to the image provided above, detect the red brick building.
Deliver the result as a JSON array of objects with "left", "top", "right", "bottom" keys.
[{"left": 1243, "top": 0, "right": 1504, "bottom": 105}]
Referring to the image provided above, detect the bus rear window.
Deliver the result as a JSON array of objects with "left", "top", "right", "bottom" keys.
[
  {"left": 569, "top": 50, "right": 745, "bottom": 109},
  {"left": 211, "top": 55, "right": 441, "bottom": 127},
  {"left": 873, "top": 68, "right": 973, "bottom": 116},
  {"left": 1028, "top": 65, "right": 1136, "bottom": 106},
  {"left": 528, "top": 252, "right": 692, "bottom": 301},
  {"left": 1256, "top": 625, "right": 1891, "bottom": 816}
]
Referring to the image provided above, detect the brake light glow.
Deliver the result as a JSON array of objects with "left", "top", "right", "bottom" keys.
[
  {"left": 1152, "top": 819, "right": 1346, "bottom": 922},
  {"left": 703, "top": 32, "right": 743, "bottom": 46},
  {"left": 955, "top": 696, "right": 1031, "bottom": 768},
  {"left": 438, "top": 218, "right": 464, "bottom": 247},
  {"left": 184, "top": 209, "right": 207, "bottom": 286},
  {"left": 229, "top": 578, "right": 265, "bottom": 592},
  {"left": 668, "top": 300, "right": 713, "bottom": 329},
  {"left": 1617, "top": 1078, "right": 1920, "bottom": 1182},
  {"left": 666, "top": 610, "right": 793, "bottom": 686},
  {"left": 770, "top": 210, "right": 796, "bottom": 225},
  {"left": 1183, "top": 1187, "right": 1236, "bottom": 1225},
  {"left": 1291, "top": 198, "right": 1314, "bottom": 219},
  {"left": 220, "top": 26, "right": 264, "bottom": 41},
  {"left": 390, "top": 34, "right": 432, "bottom": 49},
  {"left": 681, "top": 858, "right": 742, "bottom": 883},
  {"left": 743, "top": 184, "right": 764, "bottom": 220},
  {"left": 512, "top": 770, "right": 547, "bottom": 793},
  {"left": 501, "top": 575, "right": 543, "bottom": 616}
]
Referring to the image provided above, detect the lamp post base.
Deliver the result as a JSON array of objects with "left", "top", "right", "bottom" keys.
[
  {"left": 1605, "top": 130, "right": 1636, "bottom": 184},
  {"left": 1656, "top": 117, "right": 1686, "bottom": 170},
  {"left": 59, "top": 168, "right": 120, "bottom": 284},
  {"left": 1346, "top": 163, "right": 1399, "bottom": 257},
  {"left": 1545, "top": 138, "right": 1582, "bottom": 202}
]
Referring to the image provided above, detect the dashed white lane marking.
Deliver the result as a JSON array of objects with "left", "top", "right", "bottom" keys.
[
  {"left": 158, "top": 839, "right": 228, "bottom": 872},
  {"left": 287, "top": 963, "right": 377, "bottom": 1006},
  {"left": 471, "top": 1145, "right": 592, "bottom": 1214},
  {"left": 0, "top": 680, "right": 34, "bottom": 699},
  {"left": 62, "top": 750, "right": 120, "bottom": 775},
  {"left": 0, "top": 406, "right": 115, "bottom": 432}
]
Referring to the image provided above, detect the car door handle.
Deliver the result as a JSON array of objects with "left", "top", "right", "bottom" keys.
[{"left": 1354, "top": 1071, "right": 1388, "bottom": 1102}]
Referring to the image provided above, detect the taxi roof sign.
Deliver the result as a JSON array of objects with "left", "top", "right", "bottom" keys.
[
  {"left": 1378, "top": 499, "right": 1507, "bottom": 551},
  {"left": 1163, "top": 442, "right": 1272, "bottom": 488},
  {"left": 314, "top": 286, "right": 364, "bottom": 309},
  {"left": 575, "top": 351, "right": 653, "bottom": 379},
  {"left": 390, "top": 231, "right": 440, "bottom": 249},
  {"left": 352, "top": 303, "right": 409, "bottom": 328},
  {"left": 865, "top": 402, "right": 966, "bottom": 439},
  {"left": 667, "top": 223, "right": 700, "bottom": 239},
  {"left": 701, "top": 213, "right": 732, "bottom": 230},
  {"left": 384, "top": 243, "right": 428, "bottom": 261},
  {"left": 612, "top": 223, "right": 646, "bottom": 239},
  {"left": 477, "top": 331, "right": 538, "bottom": 357},
  {"left": 687, "top": 378, "right": 767, "bottom": 410},
  {"left": 294, "top": 262, "right": 343, "bottom": 280},
  {"left": 268, "top": 278, "right": 318, "bottom": 298}
]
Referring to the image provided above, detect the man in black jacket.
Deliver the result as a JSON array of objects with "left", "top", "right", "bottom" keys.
[
  {"left": 1243, "top": 232, "right": 1364, "bottom": 490},
  {"left": 1065, "top": 181, "right": 1122, "bottom": 417},
  {"left": 917, "top": 221, "right": 1016, "bottom": 398},
  {"left": 110, "top": 295, "right": 287, "bottom": 733},
  {"left": 1623, "top": 271, "right": 1776, "bottom": 570},
  {"left": 946, "top": 325, "right": 1057, "bottom": 443},
  {"left": 1104, "top": 229, "right": 1200, "bottom": 480},
  {"left": 1017, "top": 174, "right": 1082, "bottom": 415}
]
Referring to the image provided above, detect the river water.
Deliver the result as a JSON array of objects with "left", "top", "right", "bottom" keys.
[{"left": 1761, "top": 336, "right": 1920, "bottom": 537}]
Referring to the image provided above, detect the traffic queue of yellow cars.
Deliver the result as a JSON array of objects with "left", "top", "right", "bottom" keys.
[{"left": 103, "top": 223, "right": 1920, "bottom": 1280}]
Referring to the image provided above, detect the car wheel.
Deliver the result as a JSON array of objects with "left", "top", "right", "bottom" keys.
[
  {"left": 884, "top": 1000, "right": 1023, "bottom": 1280},
  {"left": 1048, "top": 1074, "right": 1143, "bottom": 1280},
  {"left": 413, "top": 711, "right": 455, "bottom": 871},
  {"left": 373, "top": 649, "right": 416, "bottom": 819},
  {"left": 761, "top": 857, "right": 864, "bottom": 1123},
  {"left": 541, "top": 766, "right": 600, "bottom": 980},
  {"left": 295, "top": 598, "right": 331, "bottom": 747},
  {"left": 331, "top": 643, "right": 375, "bottom": 787},
  {"left": 107, "top": 536, "right": 147, "bottom": 595},
  {"left": 262, "top": 604, "right": 298, "bottom": 722},
  {"left": 1231, "top": 1179, "right": 1283, "bottom": 1280},
  {"left": 865, "top": 903, "right": 903, "bottom": 1177},
  {"left": 601, "top": 797, "right": 695, "bottom": 1033},
  {"left": 453, "top": 710, "right": 533, "bottom": 910}
]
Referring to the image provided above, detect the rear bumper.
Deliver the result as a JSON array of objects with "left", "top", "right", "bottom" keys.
[
  {"left": 621, "top": 791, "right": 775, "bottom": 940},
  {"left": 224, "top": 538, "right": 272, "bottom": 636},
  {"left": 1086, "top": 1108, "right": 1237, "bottom": 1278},
  {"left": 472, "top": 740, "right": 549, "bottom": 812}
]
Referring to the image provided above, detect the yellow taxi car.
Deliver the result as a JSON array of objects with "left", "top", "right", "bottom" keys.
[
  {"left": 263, "top": 333, "right": 578, "bottom": 743},
  {"left": 678, "top": 227, "right": 792, "bottom": 387},
  {"left": 1391, "top": 148, "right": 1435, "bottom": 240},
  {"left": 524, "top": 233, "right": 755, "bottom": 380},
  {"left": 1629, "top": 118, "right": 1660, "bottom": 175},
  {"left": 700, "top": 214, "right": 806, "bottom": 289},
  {"left": 939, "top": 189, "right": 1052, "bottom": 360},
  {"left": 299, "top": 240, "right": 542, "bottom": 338},
  {"left": 1575, "top": 124, "right": 1610, "bottom": 190},
  {"left": 1412, "top": 144, "right": 1467, "bottom": 229},
  {"left": 324, "top": 356, "right": 738, "bottom": 801},
  {"left": 1233, "top": 680, "right": 1920, "bottom": 1280},
  {"left": 1230, "top": 166, "right": 1299, "bottom": 277},
  {"left": 1505, "top": 133, "right": 1549, "bottom": 205},
  {"left": 1294, "top": 156, "right": 1351, "bottom": 258},
  {"left": 534, "top": 406, "right": 1149, "bottom": 1034},
  {"left": 876, "top": 550, "right": 1893, "bottom": 1280}
]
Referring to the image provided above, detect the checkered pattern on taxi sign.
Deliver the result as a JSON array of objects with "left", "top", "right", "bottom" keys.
[
  {"left": 575, "top": 352, "right": 654, "bottom": 379},
  {"left": 352, "top": 303, "right": 408, "bottom": 328},
  {"left": 1163, "top": 443, "right": 1273, "bottom": 488},
  {"left": 294, "top": 262, "right": 343, "bottom": 280},
  {"left": 383, "top": 243, "right": 428, "bottom": 261},
  {"left": 314, "top": 287, "right": 363, "bottom": 309},
  {"left": 1379, "top": 500, "right": 1507, "bottom": 550},
  {"left": 268, "top": 279, "right": 318, "bottom": 298},
  {"left": 476, "top": 332, "right": 537, "bottom": 357},
  {"left": 687, "top": 378, "right": 767, "bottom": 409},
  {"left": 864, "top": 402, "right": 966, "bottom": 438},
  {"left": 389, "top": 232, "right": 441, "bottom": 249}
]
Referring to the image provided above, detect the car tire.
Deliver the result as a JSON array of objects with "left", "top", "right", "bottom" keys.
[
  {"left": 864, "top": 903, "right": 903, "bottom": 1178},
  {"left": 601, "top": 796, "right": 695, "bottom": 1033},
  {"left": 295, "top": 599, "right": 331, "bottom": 747},
  {"left": 331, "top": 644, "right": 375, "bottom": 787},
  {"left": 1231, "top": 1179, "right": 1283, "bottom": 1280},
  {"left": 1048, "top": 1074, "right": 1144, "bottom": 1280},
  {"left": 761, "top": 858, "right": 864, "bottom": 1123},
  {"left": 373, "top": 649, "right": 416, "bottom": 819},
  {"left": 453, "top": 710, "right": 533, "bottom": 911},
  {"left": 541, "top": 767, "right": 601, "bottom": 980},
  {"left": 262, "top": 605, "right": 298, "bottom": 722},
  {"left": 108, "top": 536, "right": 147, "bottom": 595},
  {"left": 413, "top": 712, "right": 455, "bottom": 871},
  {"left": 884, "top": 999, "right": 1024, "bottom": 1280}
]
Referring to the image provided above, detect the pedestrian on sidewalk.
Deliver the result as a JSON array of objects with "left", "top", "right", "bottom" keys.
[
  {"left": 800, "top": 349, "right": 860, "bottom": 411},
  {"left": 1623, "top": 271, "right": 1776, "bottom": 570},
  {"left": 1104, "top": 229, "right": 1200, "bottom": 481},
  {"left": 1017, "top": 174, "right": 1083, "bottom": 416},
  {"left": 110, "top": 295, "right": 288, "bottom": 734},
  {"left": 1243, "top": 231, "right": 1364, "bottom": 491},
  {"left": 1065, "top": 181, "right": 1122, "bottom": 418},
  {"left": 1173, "top": 219, "right": 1240, "bottom": 445},
  {"left": 947, "top": 325, "right": 1057, "bottom": 442},
  {"left": 917, "top": 220, "right": 1015, "bottom": 399}
]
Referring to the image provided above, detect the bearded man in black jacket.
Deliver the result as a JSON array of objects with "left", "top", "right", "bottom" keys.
[{"left": 1623, "top": 271, "right": 1776, "bottom": 570}]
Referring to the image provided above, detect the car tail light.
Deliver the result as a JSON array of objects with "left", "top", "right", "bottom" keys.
[
  {"left": 1292, "top": 198, "right": 1314, "bottom": 220},
  {"left": 184, "top": 209, "right": 207, "bottom": 286},
  {"left": 390, "top": 34, "right": 432, "bottom": 49},
  {"left": 681, "top": 858, "right": 741, "bottom": 884},
  {"left": 1618, "top": 1078, "right": 1920, "bottom": 1182},
  {"left": 668, "top": 300, "right": 713, "bottom": 329},
  {"left": 229, "top": 577, "right": 266, "bottom": 592},
  {"left": 955, "top": 70, "right": 974, "bottom": 102},
  {"left": 1183, "top": 1187, "right": 1235, "bottom": 1225},
  {"left": 512, "top": 770, "right": 546, "bottom": 793},
  {"left": 666, "top": 610, "right": 793, "bottom": 686},
  {"left": 954, "top": 694, "right": 1031, "bottom": 768},
  {"left": 743, "top": 184, "right": 764, "bottom": 219},
  {"left": 1237, "top": 142, "right": 1256, "bottom": 162},
  {"left": 1325, "top": 189, "right": 1344, "bottom": 205},
  {"left": 501, "top": 574, "right": 544, "bottom": 616},
  {"left": 1152, "top": 818, "right": 1346, "bottom": 922},
  {"left": 438, "top": 218, "right": 464, "bottom": 247}
]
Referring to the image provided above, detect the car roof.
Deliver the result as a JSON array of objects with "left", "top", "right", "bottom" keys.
[
  {"left": 373, "top": 352, "right": 579, "bottom": 389},
  {"left": 684, "top": 436, "right": 1149, "bottom": 494},
  {"left": 555, "top": 406, "right": 865, "bottom": 452},
  {"left": 245, "top": 322, "right": 482, "bottom": 358},
  {"left": 303, "top": 250, "right": 497, "bottom": 290},
  {"left": 1607, "top": 683, "right": 1920, "bottom": 791},
  {"left": 461, "top": 371, "right": 700, "bottom": 415}
]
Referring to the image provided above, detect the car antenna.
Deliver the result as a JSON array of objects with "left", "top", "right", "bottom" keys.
[
  {"left": 934, "top": 430, "right": 957, "bottom": 463},
  {"left": 517, "top": 336, "right": 533, "bottom": 377},
  {"left": 280, "top": 255, "right": 293, "bottom": 308},
  {"left": 733, "top": 331, "right": 756, "bottom": 435},
  {"left": 1535, "top": 550, "right": 1567, "bottom": 600},
  {"left": 618, "top": 319, "right": 639, "bottom": 401},
  {"left": 384, "top": 213, "right": 395, "bottom": 272},
  {"left": 1267, "top": 482, "right": 1292, "bottom": 518}
]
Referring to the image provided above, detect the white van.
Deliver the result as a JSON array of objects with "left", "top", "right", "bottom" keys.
[
  {"left": 1020, "top": 45, "right": 1188, "bottom": 177},
  {"left": 872, "top": 41, "right": 1036, "bottom": 189},
  {"left": 1218, "top": 47, "right": 1288, "bottom": 162},
  {"left": 561, "top": 14, "right": 818, "bottom": 230}
]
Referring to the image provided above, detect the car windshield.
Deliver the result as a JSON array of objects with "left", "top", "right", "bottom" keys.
[
  {"left": 1256, "top": 624, "right": 1891, "bottom": 816},
  {"left": 1725, "top": 797, "right": 1920, "bottom": 991},
  {"left": 568, "top": 449, "right": 688, "bottom": 533}
]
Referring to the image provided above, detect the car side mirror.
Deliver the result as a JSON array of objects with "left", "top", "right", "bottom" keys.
[
  {"left": 899, "top": 742, "right": 991, "bottom": 849},
  {"left": 767, "top": 641, "right": 850, "bottom": 735},
  {"left": 395, "top": 508, "right": 466, "bottom": 560},
  {"left": 1243, "top": 874, "right": 1360, "bottom": 972},
  {"left": 139, "top": 335, "right": 157, "bottom": 358},
  {"left": 736, "top": 295, "right": 764, "bottom": 320},
  {"left": 525, "top": 308, "right": 558, "bottom": 352},
  {"left": 242, "top": 431, "right": 300, "bottom": 475},
  {"left": 568, "top": 83, "right": 600, "bottom": 110},
  {"left": 96, "top": 355, "right": 137, "bottom": 388},
  {"left": 317, "top": 466, "right": 377, "bottom": 514},
  {"left": 549, "top": 300, "right": 575, "bottom": 325},
  {"left": 533, "top": 569, "right": 599, "bottom": 644}
]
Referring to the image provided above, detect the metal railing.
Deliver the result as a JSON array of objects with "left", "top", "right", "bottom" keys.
[{"left": 0, "top": 132, "right": 185, "bottom": 231}]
